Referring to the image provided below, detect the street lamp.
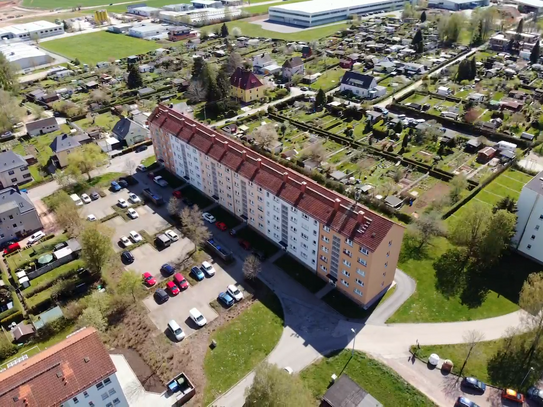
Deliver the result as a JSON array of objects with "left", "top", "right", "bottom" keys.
[
  {"left": 351, "top": 328, "right": 356, "bottom": 356},
  {"left": 520, "top": 366, "right": 534, "bottom": 388}
]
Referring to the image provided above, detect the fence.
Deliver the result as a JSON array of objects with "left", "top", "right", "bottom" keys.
[{"left": 26, "top": 253, "right": 78, "bottom": 281}]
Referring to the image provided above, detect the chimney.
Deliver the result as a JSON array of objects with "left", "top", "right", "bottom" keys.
[
  {"left": 210, "top": 134, "right": 215, "bottom": 144},
  {"left": 256, "top": 158, "right": 262, "bottom": 168},
  {"left": 242, "top": 150, "right": 247, "bottom": 160},
  {"left": 357, "top": 210, "right": 365, "bottom": 224},
  {"left": 300, "top": 181, "right": 307, "bottom": 193},
  {"left": 334, "top": 198, "right": 341, "bottom": 211},
  {"left": 283, "top": 172, "right": 289, "bottom": 182}
]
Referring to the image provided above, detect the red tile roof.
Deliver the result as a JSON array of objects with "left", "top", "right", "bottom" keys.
[
  {"left": 230, "top": 67, "right": 264, "bottom": 91},
  {"left": 0, "top": 327, "right": 116, "bottom": 407},
  {"left": 148, "top": 105, "right": 401, "bottom": 251}
]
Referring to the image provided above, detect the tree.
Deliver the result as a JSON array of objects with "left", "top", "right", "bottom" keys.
[
  {"left": 90, "top": 89, "right": 110, "bottom": 104},
  {"left": 517, "top": 18, "right": 524, "bottom": 34},
  {"left": 253, "top": 123, "right": 278, "bottom": 151},
  {"left": 457, "top": 330, "right": 485, "bottom": 379},
  {"left": 221, "top": 22, "right": 229, "bottom": 38},
  {"left": 225, "top": 52, "right": 243, "bottom": 76},
  {"left": 493, "top": 196, "right": 517, "bottom": 213},
  {"left": 180, "top": 206, "right": 211, "bottom": 254},
  {"left": 477, "top": 209, "right": 516, "bottom": 266},
  {"left": 55, "top": 199, "right": 83, "bottom": 237},
  {"left": 78, "top": 306, "right": 107, "bottom": 332},
  {"left": 408, "top": 211, "right": 446, "bottom": 250},
  {"left": 519, "top": 272, "right": 543, "bottom": 366},
  {"left": 448, "top": 174, "right": 468, "bottom": 203},
  {"left": 402, "top": 2, "right": 414, "bottom": 19},
  {"left": 449, "top": 201, "right": 489, "bottom": 254},
  {"left": 231, "top": 27, "right": 242, "bottom": 37},
  {"left": 421, "top": 10, "right": 427, "bottom": 23},
  {"left": 0, "top": 90, "right": 25, "bottom": 133},
  {"left": 117, "top": 271, "right": 144, "bottom": 302},
  {"left": 245, "top": 362, "right": 314, "bottom": 407},
  {"left": 167, "top": 196, "right": 181, "bottom": 216},
  {"left": 124, "top": 159, "right": 137, "bottom": 175},
  {"left": 531, "top": 41, "right": 540, "bottom": 65},
  {"left": 315, "top": 88, "right": 326, "bottom": 109},
  {"left": 186, "top": 79, "right": 207, "bottom": 103},
  {"left": 243, "top": 255, "right": 261, "bottom": 280},
  {"left": 216, "top": 67, "right": 231, "bottom": 100},
  {"left": 127, "top": 64, "right": 143, "bottom": 89},
  {"left": 464, "top": 108, "right": 480, "bottom": 124},
  {"left": 304, "top": 141, "right": 326, "bottom": 163},
  {"left": 66, "top": 143, "right": 107, "bottom": 181},
  {"left": 80, "top": 223, "right": 114, "bottom": 276},
  {"left": 0, "top": 52, "right": 18, "bottom": 93},
  {"left": 412, "top": 29, "right": 424, "bottom": 53}
]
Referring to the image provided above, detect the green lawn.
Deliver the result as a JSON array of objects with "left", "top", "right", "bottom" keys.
[
  {"left": 24, "top": 260, "right": 85, "bottom": 298},
  {"left": 41, "top": 31, "right": 160, "bottom": 66},
  {"left": 23, "top": 0, "right": 187, "bottom": 9},
  {"left": 74, "top": 112, "right": 119, "bottom": 132},
  {"left": 310, "top": 67, "right": 346, "bottom": 92},
  {"left": 7, "top": 234, "right": 68, "bottom": 272},
  {"left": 203, "top": 292, "right": 284, "bottom": 405},
  {"left": 274, "top": 254, "right": 326, "bottom": 293},
  {"left": 301, "top": 350, "right": 436, "bottom": 407},
  {"left": 141, "top": 155, "right": 156, "bottom": 167}
]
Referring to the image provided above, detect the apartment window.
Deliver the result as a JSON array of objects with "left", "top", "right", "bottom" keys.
[
  {"left": 10, "top": 178, "right": 16, "bottom": 183},
  {"left": 104, "top": 378, "right": 111, "bottom": 386},
  {"left": 537, "top": 225, "right": 541, "bottom": 230},
  {"left": 354, "top": 288, "right": 363, "bottom": 297},
  {"left": 83, "top": 392, "right": 89, "bottom": 398},
  {"left": 528, "top": 244, "right": 532, "bottom": 249},
  {"left": 345, "top": 238, "right": 353, "bottom": 247},
  {"left": 302, "top": 213, "right": 309, "bottom": 220},
  {"left": 320, "top": 265, "right": 327, "bottom": 272},
  {"left": 532, "top": 235, "right": 536, "bottom": 239},
  {"left": 108, "top": 389, "right": 116, "bottom": 396},
  {"left": 357, "top": 270, "right": 365, "bottom": 277},
  {"left": 341, "top": 279, "right": 349, "bottom": 287},
  {"left": 322, "top": 246, "right": 328, "bottom": 253},
  {"left": 258, "top": 187, "right": 262, "bottom": 192},
  {"left": 343, "top": 270, "right": 350, "bottom": 277},
  {"left": 113, "top": 399, "right": 121, "bottom": 405},
  {"left": 385, "top": 262, "right": 388, "bottom": 268},
  {"left": 7, "top": 170, "right": 14, "bottom": 175},
  {"left": 322, "top": 236, "right": 329, "bottom": 243},
  {"left": 73, "top": 397, "right": 79, "bottom": 404},
  {"left": 360, "top": 247, "right": 369, "bottom": 255},
  {"left": 320, "top": 255, "right": 328, "bottom": 263},
  {"left": 358, "top": 258, "right": 367, "bottom": 267},
  {"left": 386, "top": 251, "right": 390, "bottom": 258},
  {"left": 291, "top": 207, "right": 297, "bottom": 213},
  {"left": 101, "top": 393, "right": 109, "bottom": 400},
  {"left": 323, "top": 226, "right": 330, "bottom": 232},
  {"left": 302, "top": 243, "right": 308, "bottom": 249},
  {"left": 343, "top": 259, "right": 351, "bottom": 267},
  {"left": 301, "top": 252, "right": 307, "bottom": 259},
  {"left": 356, "top": 279, "right": 364, "bottom": 287},
  {"left": 389, "top": 240, "right": 392, "bottom": 246},
  {"left": 344, "top": 249, "right": 352, "bottom": 257},
  {"left": 301, "top": 233, "right": 308, "bottom": 240},
  {"left": 8, "top": 215, "right": 13, "bottom": 220},
  {"left": 89, "top": 402, "right": 95, "bottom": 407},
  {"left": 96, "top": 383, "right": 104, "bottom": 390},
  {"left": 258, "top": 196, "right": 263, "bottom": 202}
]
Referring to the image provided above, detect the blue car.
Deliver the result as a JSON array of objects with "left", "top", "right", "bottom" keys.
[
  {"left": 110, "top": 181, "right": 121, "bottom": 192},
  {"left": 160, "top": 264, "right": 175, "bottom": 276},
  {"left": 190, "top": 266, "right": 204, "bottom": 281},
  {"left": 218, "top": 292, "right": 234, "bottom": 307}
]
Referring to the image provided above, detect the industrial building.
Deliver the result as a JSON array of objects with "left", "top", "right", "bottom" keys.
[
  {"left": 269, "top": 0, "right": 403, "bottom": 27},
  {"left": 0, "top": 41, "right": 53, "bottom": 70},
  {"left": 0, "top": 20, "right": 64, "bottom": 41},
  {"left": 128, "top": 6, "right": 162, "bottom": 18},
  {"left": 128, "top": 23, "right": 170, "bottom": 39},
  {"left": 428, "top": 0, "right": 489, "bottom": 10},
  {"left": 159, "top": 7, "right": 241, "bottom": 24}
]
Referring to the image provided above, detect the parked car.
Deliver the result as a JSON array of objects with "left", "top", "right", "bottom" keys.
[
  {"left": 120, "top": 236, "right": 132, "bottom": 247},
  {"left": 27, "top": 231, "right": 45, "bottom": 245},
  {"left": 142, "top": 272, "right": 156, "bottom": 286},
  {"left": 462, "top": 377, "right": 486, "bottom": 393},
  {"left": 119, "top": 175, "right": 138, "bottom": 186},
  {"left": 165, "top": 229, "right": 179, "bottom": 241},
  {"left": 87, "top": 214, "right": 97, "bottom": 222},
  {"left": 227, "top": 284, "right": 243, "bottom": 301},
  {"left": 215, "top": 221, "right": 227, "bottom": 231},
  {"left": 218, "top": 292, "right": 234, "bottom": 307},
  {"left": 190, "top": 266, "right": 205, "bottom": 281},
  {"left": 189, "top": 308, "right": 207, "bottom": 327},
  {"left": 455, "top": 397, "right": 479, "bottom": 407},
  {"left": 153, "top": 176, "right": 168, "bottom": 187},
  {"left": 137, "top": 164, "right": 147, "bottom": 172},
  {"left": 182, "top": 198, "right": 194, "bottom": 207},
  {"left": 166, "top": 281, "right": 180, "bottom": 296},
  {"left": 110, "top": 181, "right": 121, "bottom": 192},
  {"left": 173, "top": 273, "right": 189, "bottom": 289},
  {"left": 127, "top": 208, "right": 139, "bottom": 219},
  {"left": 527, "top": 386, "right": 543, "bottom": 405},
  {"left": 161, "top": 263, "right": 175, "bottom": 276},
  {"left": 172, "top": 190, "right": 182, "bottom": 199},
  {"left": 54, "top": 241, "right": 68, "bottom": 251},
  {"left": 3, "top": 242, "right": 20, "bottom": 255},
  {"left": 135, "top": 145, "right": 148, "bottom": 152},
  {"left": 154, "top": 288, "right": 169, "bottom": 304},
  {"left": 167, "top": 319, "right": 185, "bottom": 341},
  {"left": 121, "top": 250, "right": 134, "bottom": 264},
  {"left": 90, "top": 192, "right": 100, "bottom": 200},
  {"left": 81, "top": 193, "right": 91, "bottom": 204},
  {"left": 128, "top": 193, "right": 141, "bottom": 203},
  {"left": 202, "top": 212, "right": 216, "bottom": 223},
  {"left": 200, "top": 261, "right": 216, "bottom": 277},
  {"left": 502, "top": 389, "right": 525, "bottom": 404},
  {"left": 252, "top": 250, "right": 266, "bottom": 261},
  {"left": 118, "top": 198, "right": 128, "bottom": 208},
  {"left": 129, "top": 231, "right": 142, "bottom": 243},
  {"left": 117, "top": 179, "right": 128, "bottom": 188},
  {"left": 238, "top": 239, "right": 250, "bottom": 250}
]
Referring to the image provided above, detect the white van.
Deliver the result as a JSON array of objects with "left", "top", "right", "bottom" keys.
[
  {"left": 189, "top": 308, "right": 207, "bottom": 327},
  {"left": 70, "top": 194, "right": 83, "bottom": 206},
  {"left": 167, "top": 320, "right": 185, "bottom": 341}
]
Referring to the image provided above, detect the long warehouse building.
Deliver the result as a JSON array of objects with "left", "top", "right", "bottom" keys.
[
  {"left": 269, "top": 0, "right": 404, "bottom": 27},
  {"left": 0, "top": 20, "right": 64, "bottom": 41},
  {"left": 149, "top": 105, "right": 405, "bottom": 309}
]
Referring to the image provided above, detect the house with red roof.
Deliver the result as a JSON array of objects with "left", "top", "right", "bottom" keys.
[{"left": 230, "top": 67, "right": 266, "bottom": 103}]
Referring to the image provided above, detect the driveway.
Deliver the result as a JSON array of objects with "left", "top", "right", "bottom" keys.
[
  {"left": 128, "top": 239, "right": 193, "bottom": 275},
  {"left": 78, "top": 190, "right": 117, "bottom": 221}
]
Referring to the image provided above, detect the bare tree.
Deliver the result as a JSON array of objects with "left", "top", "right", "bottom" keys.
[
  {"left": 55, "top": 199, "right": 83, "bottom": 237},
  {"left": 124, "top": 159, "right": 137, "bottom": 175},
  {"left": 457, "top": 330, "right": 485, "bottom": 379},
  {"left": 253, "top": 124, "right": 278, "bottom": 151},
  {"left": 408, "top": 211, "right": 446, "bottom": 249},
  {"left": 304, "top": 141, "right": 326, "bottom": 164},
  {"left": 167, "top": 196, "right": 181, "bottom": 216},
  {"left": 186, "top": 79, "right": 207, "bottom": 103},
  {"left": 180, "top": 206, "right": 211, "bottom": 255},
  {"left": 243, "top": 255, "right": 261, "bottom": 280}
]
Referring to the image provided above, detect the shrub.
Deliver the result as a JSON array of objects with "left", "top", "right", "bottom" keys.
[
  {"left": 1, "top": 310, "right": 23, "bottom": 327},
  {"left": 33, "top": 317, "right": 71, "bottom": 342},
  {"left": 0, "top": 341, "right": 17, "bottom": 360}
]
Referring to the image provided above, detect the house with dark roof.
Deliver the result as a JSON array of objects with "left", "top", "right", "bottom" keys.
[
  {"left": 252, "top": 53, "right": 281, "bottom": 75},
  {"left": 0, "top": 186, "right": 42, "bottom": 245},
  {"left": 49, "top": 134, "right": 82, "bottom": 168},
  {"left": 26, "top": 117, "right": 59, "bottom": 137},
  {"left": 339, "top": 72, "right": 386, "bottom": 99},
  {"left": 230, "top": 67, "right": 265, "bottom": 103},
  {"left": 282, "top": 56, "right": 304, "bottom": 81},
  {"left": 112, "top": 117, "right": 150, "bottom": 147},
  {"left": 0, "top": 327, "right": 128, "bottom": 407},
  {"left": 0, "top": 151, "right": 31, "bottom": 188},
  {"left": 322, "top": 375, "right": 383, "bottom": 407}
]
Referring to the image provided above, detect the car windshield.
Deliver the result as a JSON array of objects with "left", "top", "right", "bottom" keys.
[
  {"left": 196, "top": 315, "right": 204, "bottom": 321},
  {"left": 204, "top": 264, "right": 211, "bottom": 270},
  {"left": 174, "top": 328, "right": 182, "bottom": 335},
  {"left": 231, "top": 288, "right": 240, "bottom": 294}
]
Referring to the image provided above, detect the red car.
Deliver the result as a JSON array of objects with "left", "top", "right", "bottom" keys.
[
  {"left": 172, "top": 190, "right": 182, "bottom": 199},
  {"left": 142, "top": 272, "right": 156, "bottom": 287},
  {"left": 216, "top": 221, "right": 227, "bottom": 231},
  {"left": 166, "top": 281, "right": 180, "bottom": 296},
  {"left": 173, "top": 273, "right": 189, "bottom": 290},
  {"left": 239, "top": 239, "right": 251, "bottom": 250}
]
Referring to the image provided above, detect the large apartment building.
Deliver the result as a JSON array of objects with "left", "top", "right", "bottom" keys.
[
  {"left": 149, "top": 105, "right": 404, "bottom": 308},
  {"left": 0, "top": 327, "right": 128, "bottom": 407}
]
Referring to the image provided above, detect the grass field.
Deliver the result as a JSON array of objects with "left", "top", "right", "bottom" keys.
[
  {"left": 22, "top": 0, "right": 188, "bottom": 9},
  {"left": 301, "top": 350, "right": 436, "bottom": 406},
  {"left": 203, "top": 293, "right": 284, "bottom": 405},
  {"left": 41, "top": 31, "right": 160, "bottom": 66}
]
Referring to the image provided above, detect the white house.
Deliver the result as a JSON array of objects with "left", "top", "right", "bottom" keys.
[
  {"left": 282, "top": 56, "right": 304, "bottom": 81},
  {"left": 26, "top": 117, "right": 59, "bottom": 137},
  {"left": 252, "top": 53, "right": 281, "bottom": 75},
  {"left": 436, "top": 86, "right": 452, "bottom": 96},
  {"left": 339, "top": 72, "right": 386, "bottom": 99}
]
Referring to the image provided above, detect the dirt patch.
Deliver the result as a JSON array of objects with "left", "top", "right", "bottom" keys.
[
  {"left": 357, "top": 157, "right": 377, "bottom": 170},
  {"left": 403, "top": 182, "right": 450, "bottom": 215},
  {"left": 34, "top": 199, "right": 60, "bottom": 235},
  {"left": 109, "top": 348, "right": 163, "bottom": 393}
]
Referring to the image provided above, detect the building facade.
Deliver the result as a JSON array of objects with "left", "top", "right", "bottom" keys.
[
  {"left": 230, "top": 67, "right": 266, "bottom": 103},
  {"left": 26, "top": 117, "right": 60, "bottom": 137},
  {"left": 0, "top": 327, "right": 128, "bottom": 407},
  {"left": 428, "top": 0, "right": 488, "bottom": 10},
  {"left": 0, "top": 187, "right": 42, "bottom": 245},
  {"left": 339, "top": 72, "right": 386, "bottom": 99},
  {"left": 0, "top": 20, "right": 64, "bottom": 41},
  {"left": 0, "top": 151, "right": 32, "bottom": 188},
  {"left": 149, "top": 106, "right": 404, "bottom": 308}
]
